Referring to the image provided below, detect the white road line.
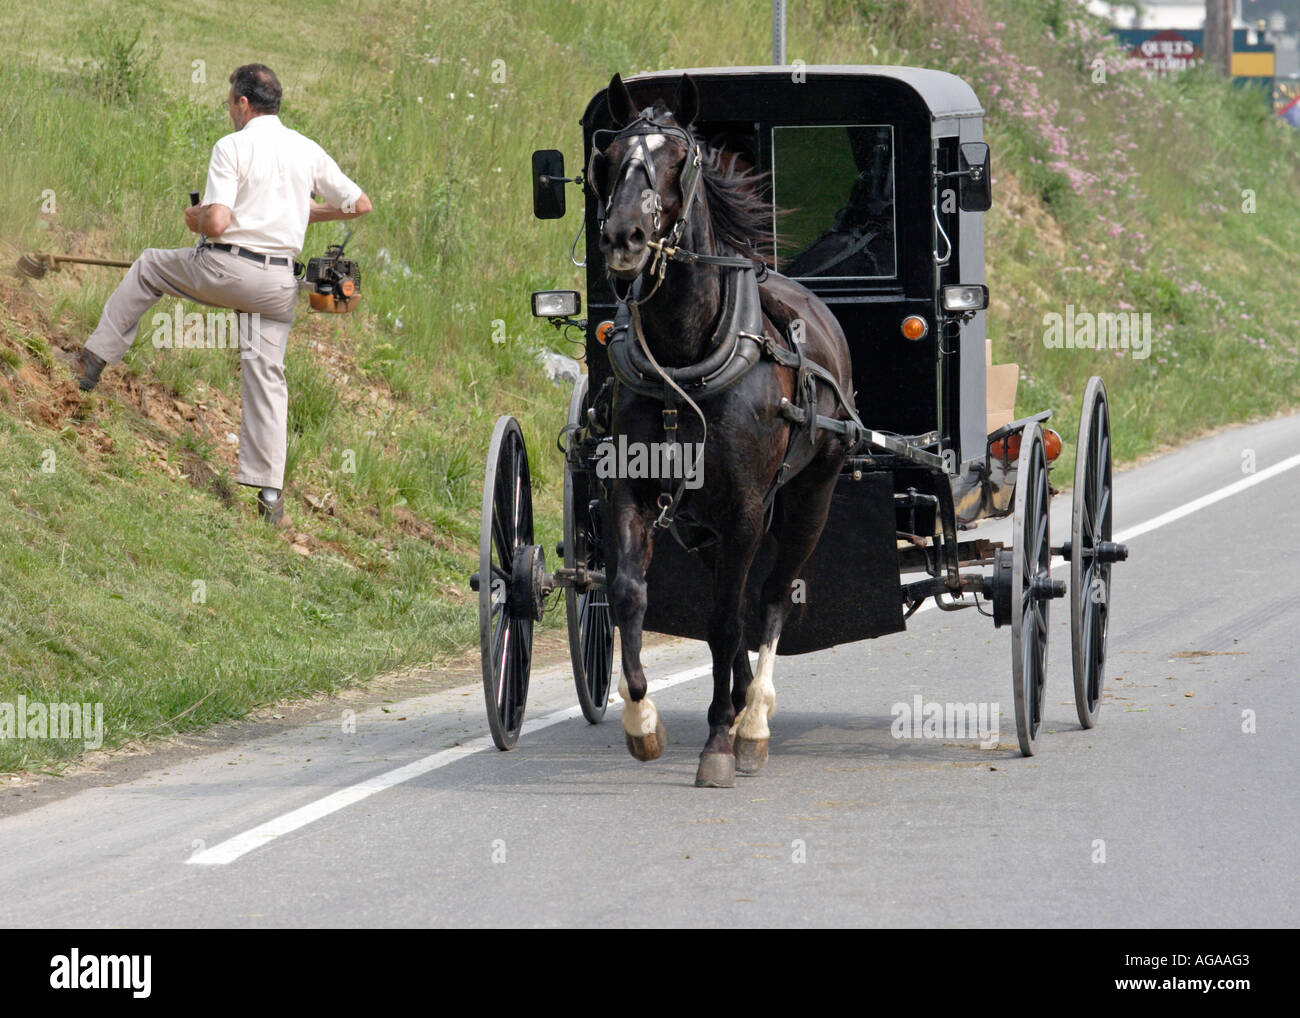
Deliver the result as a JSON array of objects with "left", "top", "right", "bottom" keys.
[
  {"left": 1112, "top": 452, "right": 1300, "bottom": 544},
  {"left": 190, "top": 451, "right": 1300, "bottom": 866},
  {"left": 186, "top": 664, "right": 713, "bottom": 866}
]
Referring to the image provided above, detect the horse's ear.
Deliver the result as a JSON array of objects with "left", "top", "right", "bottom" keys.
[
  {"left": 607, "top": 73, "right": 638, "bottom": 127},
  {"left": 672, "top": 74, "right": 699, "bottom": 129}
]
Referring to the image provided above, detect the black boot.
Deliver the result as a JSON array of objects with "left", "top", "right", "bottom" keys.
[
  {"left": 257, "top": 488, "right": 286, "bottom": 525},
  {"left": 56, "top": 346, "right": 107, "bottom": 391}
]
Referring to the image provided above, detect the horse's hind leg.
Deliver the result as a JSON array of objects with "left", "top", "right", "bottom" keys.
[
  {"left": 610, "top": 487, "right": 667, "bottom": 762},
  {"left": 732, "top": 450, "right": 843, "bottom": 774},
  {"left": 731, "top": 644, "right": 754, "bottom": 718}
]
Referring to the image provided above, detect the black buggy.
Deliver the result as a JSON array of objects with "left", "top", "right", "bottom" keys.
[{"left": 470, "top": 66, "right": 1128, "bottom": 756}]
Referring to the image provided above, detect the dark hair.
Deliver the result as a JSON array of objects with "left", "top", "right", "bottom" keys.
[{"left": 229, "top": 64, "right": 282, "bottom": 114}]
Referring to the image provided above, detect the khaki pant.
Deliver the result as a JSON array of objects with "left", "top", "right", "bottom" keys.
[{"left": 85, "top": 245, "right": 299, "bottom": 490}]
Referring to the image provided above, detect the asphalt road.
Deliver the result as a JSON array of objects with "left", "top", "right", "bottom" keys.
[{"left": 1, "top": 414, "right": 1297, "bottom": 928}]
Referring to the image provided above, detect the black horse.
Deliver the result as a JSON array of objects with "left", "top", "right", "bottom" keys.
[{"left": 592, "top": 73, "right": 857, "bottom": 787}]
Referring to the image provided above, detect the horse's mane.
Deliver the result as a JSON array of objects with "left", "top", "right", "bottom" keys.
[{"left": 698, "top": 145, "right": 776, "bottom": 265}]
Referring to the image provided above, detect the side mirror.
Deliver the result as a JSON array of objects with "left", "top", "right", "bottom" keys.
[
  {"left": 958, "top": 143, "right": 991, "bottom": 212},
  {"left": 532, "top": 149, "right": 567, "bottom": 219}
]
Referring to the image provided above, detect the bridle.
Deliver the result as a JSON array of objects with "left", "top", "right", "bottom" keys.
[{"left": 588, "top": 109, "right": 761, "bottom": 307}]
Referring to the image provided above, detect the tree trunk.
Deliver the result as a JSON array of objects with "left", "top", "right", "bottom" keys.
[{"left": 1203, "top": 0, "right": 1234, "bottom": 77}]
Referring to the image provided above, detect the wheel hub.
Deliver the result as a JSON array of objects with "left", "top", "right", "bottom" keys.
[
  {"left": 991, "top": 548, "right": 1013, "bottom": 628},
  {"left": 510, "top": 544, "right": 548, "bottom": 621}
]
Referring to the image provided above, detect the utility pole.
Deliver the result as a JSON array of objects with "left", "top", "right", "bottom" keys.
[
  {"left": 1204, "top": 0, "right": 1234, "bottom": 76},
  {"left": 773, "top": 0, "right": 786, "bottom": 66}
]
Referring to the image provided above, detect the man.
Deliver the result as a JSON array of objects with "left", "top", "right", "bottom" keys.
[{"left": 60, "top": 64, "right": 372, "bottom": 524}]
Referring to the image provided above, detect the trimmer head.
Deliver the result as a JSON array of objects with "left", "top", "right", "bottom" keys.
[{"left": 16, "top": 252, "right": 50, "bottom": 279}]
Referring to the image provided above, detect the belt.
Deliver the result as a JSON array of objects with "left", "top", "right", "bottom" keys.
[{"left": 202, "top": 242, "right": 290, "bottom": 267}]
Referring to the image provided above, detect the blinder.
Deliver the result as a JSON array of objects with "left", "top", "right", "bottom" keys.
[{"left": 587, "top": 111, "right": 704, "bottom": 243}]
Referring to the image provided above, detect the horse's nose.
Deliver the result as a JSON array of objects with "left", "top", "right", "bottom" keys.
[{"left": 599, "top": 222, "right": 647, "bottom": 253}]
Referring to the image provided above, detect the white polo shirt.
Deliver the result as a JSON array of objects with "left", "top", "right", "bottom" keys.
[{"left": 201, "top": 114, "right": 362, "bottom": 258}]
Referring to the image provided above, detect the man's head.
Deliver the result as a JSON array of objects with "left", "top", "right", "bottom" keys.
[{"left": 226, "top": 64, "right": 281, "bottom": 129}]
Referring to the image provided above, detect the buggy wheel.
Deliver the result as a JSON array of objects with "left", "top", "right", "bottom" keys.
[
  {"left": 1071, "top": 377, "right": 1117, "bottom": 728},
  {"left": 1011, "top": 423, "right": 1054, "bottom": 757},
  {"left": 564, "top": 376, "right": 615, "bottom": 723},
  {"left": 476, "top": 416, "right": 536, "bottom": 750}
]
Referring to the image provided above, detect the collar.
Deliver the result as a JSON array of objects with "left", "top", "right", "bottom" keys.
[
  {"left": 240, "top": 114, "right": 282, "bottom": 132},
  {"left": 607, "top": 257, "right": 764, "bottom": 400}
]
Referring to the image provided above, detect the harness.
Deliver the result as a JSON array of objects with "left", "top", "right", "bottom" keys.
[{"left": 593, "top": 110, "right": 864, "bottom": 542}]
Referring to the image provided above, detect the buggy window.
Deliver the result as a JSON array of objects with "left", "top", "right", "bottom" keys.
[{"left": 771, "top": 124, "right": 897, "bottom": 280}]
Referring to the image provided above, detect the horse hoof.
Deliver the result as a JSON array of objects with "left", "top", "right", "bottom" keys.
[
  {"left": 734, "top": 736, "right": 769, "bottom": 775},
  {"left": 625, "top": 720, "right": 668, "bottom": 762},
  {"left": 695, "top": 752, "right": 736, "bottom": 788}
]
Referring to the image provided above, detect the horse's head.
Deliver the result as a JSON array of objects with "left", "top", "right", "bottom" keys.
[{"left": 590, "top": 73, "right": 701, "bottom": 280}]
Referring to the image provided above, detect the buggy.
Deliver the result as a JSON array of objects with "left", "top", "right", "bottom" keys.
[{"left": 470, "top": 66, "right": 1128, "bottom": 767}]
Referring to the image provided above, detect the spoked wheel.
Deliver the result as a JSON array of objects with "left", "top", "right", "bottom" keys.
[
  {"left": 563, "top": 376, "right": 615, "bottom": 724},
  {"left": 474, "top": 415, "right": 540, "bottom": 750},
  {"left": 1070, "top": 377, "right": 1127, "bottom": 729},
  {"left": 1010, "top": 423, "right": 1063, "bottom": 757}
]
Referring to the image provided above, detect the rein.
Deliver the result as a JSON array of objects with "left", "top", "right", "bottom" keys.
[{"left": 594, "top": 111, "right": 772, "bottom": 532}]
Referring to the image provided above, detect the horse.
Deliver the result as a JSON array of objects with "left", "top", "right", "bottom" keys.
[{"left": 589, "top": 72, "right": 860, "bottom": 788}]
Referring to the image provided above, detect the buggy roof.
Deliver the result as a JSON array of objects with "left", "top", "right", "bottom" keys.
[{"left": 616, "top": 65, "right": 984, "bottom": 122}]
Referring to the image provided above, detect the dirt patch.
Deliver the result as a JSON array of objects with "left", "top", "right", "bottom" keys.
[{"left": 0, "top": 247, "right": 406, "bottom": 507}]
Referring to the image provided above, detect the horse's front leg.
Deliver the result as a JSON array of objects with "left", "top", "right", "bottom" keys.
[
  {"left": 696, "top": 505, "right": 764, "bottom": 788},
  {"left": 610, "top": 483, "right": 667, "bottom": 762}
]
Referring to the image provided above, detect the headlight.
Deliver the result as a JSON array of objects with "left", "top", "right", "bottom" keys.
[
  {"left": 531, "top": 290, "right": 581, "bottom": 318},
  {"left": 942, "top": 284, "right": 989, "bottom": 312}
]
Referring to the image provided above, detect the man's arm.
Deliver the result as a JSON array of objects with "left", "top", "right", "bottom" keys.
[
  {"left": 185, "top": 203, "right": 233, "bottom": 236},
  {"left": 193, "top": 137, "right": 238, "bottom": 237},
  {"left": 308, "top": 192, "right": 372, "bottom": 223}
]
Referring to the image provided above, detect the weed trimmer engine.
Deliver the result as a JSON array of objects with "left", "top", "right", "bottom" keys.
[{"left": 304, "top": 231, "right": 361, "bottom": 313}]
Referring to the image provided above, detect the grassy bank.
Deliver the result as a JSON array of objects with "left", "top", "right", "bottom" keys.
[{"left": 1, "top": 0, "right": 1297, "bottom": 770}]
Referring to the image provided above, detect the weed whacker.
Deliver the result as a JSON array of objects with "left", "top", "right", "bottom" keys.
[
  {"left": 15, "top": 252, "right": 134, "bottom": 279},
  {"left": 15, "top": 191, "right": 199, "bottom": 280}
]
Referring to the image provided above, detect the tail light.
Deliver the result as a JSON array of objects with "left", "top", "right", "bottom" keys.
[
  {"left": 1044, "top": 428, "right": 1062, "bottom": 461},
  {"left": 991, "top": 428, "right": 1063, "bottom": 463},
  {"left": 990, "top": 433, "right": 1021, "bottom": 461}
]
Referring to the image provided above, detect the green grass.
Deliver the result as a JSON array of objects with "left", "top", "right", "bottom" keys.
[{"left": 1, "top": 0, "right": 1298, "bottom": 770}]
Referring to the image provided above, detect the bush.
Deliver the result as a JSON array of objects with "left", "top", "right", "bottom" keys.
[{"left": 80, "top": 15, "right": 160, "bottom": 107}]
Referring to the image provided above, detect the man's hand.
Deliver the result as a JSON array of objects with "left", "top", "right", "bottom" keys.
[
  {"left": 309, "top": 192, "right": 373, "bottom": 223},
  {"left": 186, "top": 203, "right": 232, "bottom": 236}
]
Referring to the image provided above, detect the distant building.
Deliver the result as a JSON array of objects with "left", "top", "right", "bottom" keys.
[
  {"left": 1086, "top": 1, "right": 1209, "bottom": 29},
  {"left": 1090, "top": 1, "right": 1298, "bottom": 122}
]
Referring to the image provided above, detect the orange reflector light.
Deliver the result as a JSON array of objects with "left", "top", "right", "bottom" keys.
[
  {"left": 596, "top": 320, "right": 614, "bottom": 345},
  {"left": 990, "top": 432, "right": 1021, "bottom": 461},
  {"left": 901, "top": 315, "right": 928, "bottom": 341},
  {"left": 1044, "top": 428, "right": 1062, "bottom": 462},
  {"left": 340, "top": 279, "right": 356, "bottom": 297}
]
